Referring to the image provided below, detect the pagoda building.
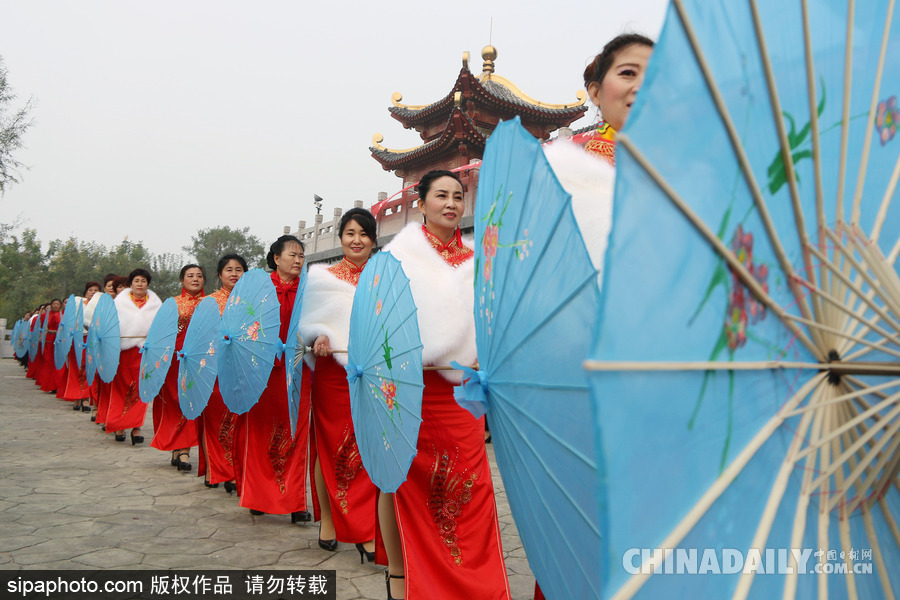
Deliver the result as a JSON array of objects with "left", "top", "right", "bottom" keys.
[{"left": 369, "top": 45, "right": 587, "bottom": 238}]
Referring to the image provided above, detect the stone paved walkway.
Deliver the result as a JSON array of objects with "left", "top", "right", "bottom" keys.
[{"left": 0, "top": 359, "right": 534, "bottom": 599}]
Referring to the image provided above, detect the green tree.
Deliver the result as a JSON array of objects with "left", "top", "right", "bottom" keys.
[
  {"left": 183, "top": 226, "right": 266, "bottom": 292},
  {"left": 0, "top": 226, "right": 50, "bottom": 322},
  {"left": 151, "top": 252, "right": 185, "bottom": 299},
  {"left": 0, "top": 56, "right": 34, "bottom": 195}
]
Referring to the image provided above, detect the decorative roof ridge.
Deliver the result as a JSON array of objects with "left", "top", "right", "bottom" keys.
[
  {"left": 370, "top": 108, "right": 484, "bottom": 164},
  {"left": 478, "top": 73, "right": 587, "bottom": 111}
]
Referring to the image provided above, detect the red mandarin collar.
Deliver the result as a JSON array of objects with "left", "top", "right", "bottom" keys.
[
  {"left": 328, "top": 257, "right": 366, "bottom": 286},
  {"left": 130, "top": 292, "right": 148, "bottom": 308},
  {"left": 271, "top": 270, "right": 299, "bottom": 293},
  {"left": 422, "top": 225, "right": 474, "bottom": 267}
]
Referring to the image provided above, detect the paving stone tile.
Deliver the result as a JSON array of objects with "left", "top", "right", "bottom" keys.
[{"left": 73, "top": 548, "right": 144, "bottom": 568}]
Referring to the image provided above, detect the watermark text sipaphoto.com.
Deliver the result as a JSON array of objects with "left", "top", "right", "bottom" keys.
[{"left": 623, "top": 548, "right": 874, "bottom": 575}]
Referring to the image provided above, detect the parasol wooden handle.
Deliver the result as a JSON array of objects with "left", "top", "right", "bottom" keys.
[
  {"left": 424, "top": 364, "right": 478, "bottom": 371},
  {"left": 121, "top": 335, "right": 147, "bottom": 339}
]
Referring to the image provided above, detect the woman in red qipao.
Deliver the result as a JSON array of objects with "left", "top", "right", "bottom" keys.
[
  {"left": 299, "top": 208, "right": 378, "bottom": 561},
  {"left": 106, "top": 269, "right": 162, "bottom": 444},
  {"left": 60, "top": 282, "right": 101, "bottom": 411},
  {"left": 86, "top": 274, "right": 120, "bottom": 425},
  {"left": 38, "top": 299, "right": 65, "bottom": 394},
  {"left": 234, "top": 236, "right": 311, "bottom": 523},
  {"left": 196, "top": 254, "right": 247, "bottom": 492},
  {"left": 26, "top": 304, "right": 46, "bottom": 383},
  {"left": 151, "top": 265, "right": 204, "bottom": 471},
  {"left": 379, "top": 170, "right": 511, "bottom": 600}
]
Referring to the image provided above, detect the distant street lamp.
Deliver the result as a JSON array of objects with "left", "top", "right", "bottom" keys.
[{"left": 313, "top": 194, "right": 323, "bottom": 215}]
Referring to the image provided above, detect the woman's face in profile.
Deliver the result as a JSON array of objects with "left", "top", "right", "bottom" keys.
[{"left": 588, "top": 43, "right": 653, "bottom": 131}]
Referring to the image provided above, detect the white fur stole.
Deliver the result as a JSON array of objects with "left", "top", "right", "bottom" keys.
[
  {"left": 383, "top": 224, "right": 476, "bottom": 384},
  {"left": 115, "top": 289, "right": 162, "bottom": 350},
  {"left": 298, "top": 265, "right": 356, "bottom": 368}
]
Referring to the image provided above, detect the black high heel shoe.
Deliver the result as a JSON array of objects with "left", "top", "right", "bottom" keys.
[
  {"left": 291, "top": 510, "right": 312, "bottom": 523},
  {"left": 114, "top": 433, "right": 126, "bottom": 442},
  {"left": 130, "top": 430, "right": 144, "bottom": 445},
  {"left": 176, "top": 452, "right": 191, "bottom": 471},
  {"left": 385, "top": 573, "right": 405, "bottom": 600},
  {"left": 249, "top": 509, "right": 265, "bottom": 516},
  {"left": 170, "top": 451, "right": 179, "bottom": 467},
  {"left": 317, "top": 524, "right": 337, "bottom": 552},
  {"left": 72, "top": 402, "right": 81, "bottom": 411},
  {"left": 81, "top": 404, "right": 91, "bottom": 412},
  {"left": 223, "top": 481, "right": 236, "bottom": 494},
  {"left": 204, "top": 479, "right": 219, "bottom": 488},
  {"left": 355, "top": 543, "right": 375, "bottom": 564}
]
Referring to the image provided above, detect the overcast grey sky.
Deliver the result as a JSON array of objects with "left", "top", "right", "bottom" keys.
[{"left": 0, "top": 0, "right": 668, "bottom": 259}]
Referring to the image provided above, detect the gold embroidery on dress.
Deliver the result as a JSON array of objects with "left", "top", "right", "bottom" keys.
[
  {"left": 427, "top": 446, "right": 478, "bottom": 565},
  {"left": 268, "top": 422, "right": 295, "bottom": 495},
  {"left": 211, "top": 288, "right": 230, "bottom": 315},
  {"left": 328, "top": 258, "right": 364, "bottom": 286},
  {"left": 333, "top": 427, "right": 364, "bottom": 515},
  {"left": 218, "top": 412, "right": 238, "bottom": 466},
  {"left": 421, "top": 226, "right": 474, "bottom": 268},
  {"left": 175, "top": 291, "right": 204, "bottom": 333},
  {"left": 122, "top": 381, "right": 140, "bottom": 416}
]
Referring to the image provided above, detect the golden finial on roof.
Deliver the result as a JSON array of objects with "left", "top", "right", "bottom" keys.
[
  {"left": 482, "top": 45, "right": 497, "bottom": 74},
  {"left": 462, "top": 51, "right": 470, "bottom": 70}
]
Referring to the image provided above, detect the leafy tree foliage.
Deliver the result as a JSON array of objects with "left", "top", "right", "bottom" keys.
[
  {"left": 0, "top": 56, "right": 34, "bottom": 195},
  {"left": 182, "top": 226, "right": 266, "bottom": 292}
]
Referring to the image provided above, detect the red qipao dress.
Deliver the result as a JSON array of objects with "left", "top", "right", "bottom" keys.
[
  {"left": 38, "top": 309, "right": 64, "bottom": 392},
  {"left": 381, "top": 224, "right": 511, "bottom": 600},
  {"left": 105, "top": 290, "right": 162, "bottom": 433},
  {"left": 298, "top": 258, "right": 377, "bottom": 543},
  {"left": 196, "top": 287, "right": 239, "bottom": 485},
  {"left": 150, "top": 289, "right": 202, "bottom": 451},
  {"left": 60, "top": 297, "right": 91, "bottom": 402},
  {"left": 234, "top": 272, "right": 311, "bottom": 513}
]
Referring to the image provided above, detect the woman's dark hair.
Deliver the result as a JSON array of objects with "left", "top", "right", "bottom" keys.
[
  {"left": 83, "top": 281, "right": 101, "bottom": 295},
  {"left": 102, "top": 273, "right": 119, "bottom": 288},
  {"left": 266, "top": 235, "right": 305, "bottom": 270},
  {"left": 415, "top": 170, "right": 462, "bottom": 201},
  {"left": 339, "top": 208, "right": 377, "bottom": 243},
  {"left": 217, "top": 254, "right": 248, "bottom": 275},
  {"left": 50, "top": 298, "right": 62, "bottom": 307},
  {"left": 114, "top": 276, "right": 129, "bottom": 290},
  {"left": 583, "top": 33, "right": 654, "bottom": 88},
  {"left": 179, "top": 263, "right": 206, "bottom": 282},
  {"left": 127, "top": 268, "right": 152, "bottom": 287}
]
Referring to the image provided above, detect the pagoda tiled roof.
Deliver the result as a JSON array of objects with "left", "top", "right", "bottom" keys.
[
  {"left": 389, "top": 68, "right": 586, "bottom": 127},
  {"left": 371, "top": 107, "right": 486, "bottom": 170}
]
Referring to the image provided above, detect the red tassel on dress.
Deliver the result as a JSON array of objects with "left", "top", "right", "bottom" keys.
[
  {"left": 105, "top": 347, "right": 148, "bottom": 432},
  {"left": 310, "top": 355, "right": 376, "bottom": 542},
  {"left": 393, "top": 371, "right": 511, "bottom": 600}
]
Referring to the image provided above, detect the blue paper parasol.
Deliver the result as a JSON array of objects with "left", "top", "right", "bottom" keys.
[
  {"left": 346, "top": 251, "right": 424, "bottom": 494},
  {"left": 138, "top": 297, "right": 178, "bottom": 404},
  {"left": 29, "top": 316, "right": 42, "bottom": 359},
  {"left": 451, "top": 117, "right": 603, "bottom": 600},
  {"left": 72, "top": 301, "right": 85, "bottom": 369},
  {"left": 217, "top": 268, "right": 280, "bottom": 415},
  {"left": 85, "top": 293, "right": 120, "bottom": 385},
  {"left": 13, "top": 321, "right": 28, "bottom": 357},
  {"left": 54, "top": 295, "right": 78, "bottom": 370},
  {"left": 177, "top": 297, "right": 221, "bottom": 419},
  {"left": 39, "top": 312, "right": 49, "bottom": 354},
  {"left": 284, "top": 264, "right": 308, "bottom": 436},
  {"left": 586, "top": 1, "right": 900, "bottom": 598}
]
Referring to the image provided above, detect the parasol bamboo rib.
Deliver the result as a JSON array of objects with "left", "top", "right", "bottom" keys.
[
  {"left": 851, "top": 0, "right": 896, "bottom": 225},
  {"left": 864, "top": 443, "right": 900, "bottom": 515},
  {"left": 670, "top": 0, "right": 819, "bottom": 341},
  {"left": 785, "top": 386, "right": 828, "bottom": 600},
  {"left": 795, "top": 391, "right": 900, "bottom": 459},
  {"left": 610, "top": 374, "right": 827, "bottom": 600},
  {"left": 863, "top": 508, "right": 896, "bottom": 600},
  {"left": 889, "top": 237, "right": 900, "bottom": 266},
  {"left": 836, "top": 0, "right": 856, "bottom": 222},
  {"left": 845, "top": 425, "right": 900, "bottom": 514},
  {"left": 871, "top": 153, "right": 900, "bottom": 243},
  {"left": 799, "top": 277, "right": 900, "bottom": 347},
  {"left": 840, "top": 399, "right": 891, "bottom": 514},
  {"left": 617, "top": 133, "right": 823, "bottom": 360},
  {"left": 851, "top": 231, "right": 900, "bottom": 315},
  {"left": 807, "top": 242, "right": 900, "bottom": 335},
  {"left": 748, "top": 0, "right": 826, "bottom": 334},
  {"left": 832, "top": 400, "right": 860, "bottom": 600},
  {"left": 809, "top": 404, "right": 900, "bottom": 499},
  {"left": 816, "top": 406, "right": 832, "bottom": 600},
  {"left": 784, "top": 314, "right": 900, "bottom": 359},
  {"left": 583, "top": 360, "right": 900, "bottom": 376},
  {"left": 786, "top": 378, "right": 900, "bottom": 417},
  {"left": 880, "top": 496, "right": 900, "bottom": 551},
  {"left": 838, "top": 503, "right": 860, "bottom": 600},
  {"left": 732, "top": 398, "right": 817, "bottom": 600}
]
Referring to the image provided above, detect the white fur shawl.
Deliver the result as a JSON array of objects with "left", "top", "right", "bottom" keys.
[
  {"left": 543, "top": 139, "right": 615, "bottom": 286},
  {"left": 298, "top": 264, "right": 356, "bottom": 368},
  {"left": 83, "top": 292, "right": 101, "bottom": 329},
  {"left": 383, "top": 224, "right": 476, "bottom": 384},
  {"left": 115, "top": 289, "right": 162, "bottom": 350}
]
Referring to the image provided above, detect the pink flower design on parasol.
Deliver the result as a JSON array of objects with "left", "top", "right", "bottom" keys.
[
  {"left": 724, "top": 225, "right": 769, "bottom": 350},
  {"left": 247, "top": 321, "right": 260, "bottom": 341},
  {"left": 876, "top": 96, "right": 898, "bottom": 145},
  {"left": 376, "top": 299, "right": 383, "bottom": 316},
  {"left": 381, "top": 379, "right": 397, "bottom": 410}
]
